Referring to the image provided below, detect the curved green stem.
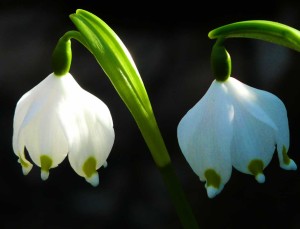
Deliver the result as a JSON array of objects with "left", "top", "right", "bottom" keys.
[
  {"left": 59, "top": 30, "right": 94, "bottom": 53},
  {"left": 208, "top": 20, "right": 300, "bottom": 52},
  {"left": 52, "top": 30, "right": 90, "bottom": 76},
  {"left": 68, "top": 9, "right": 199, "bottom": 228}
]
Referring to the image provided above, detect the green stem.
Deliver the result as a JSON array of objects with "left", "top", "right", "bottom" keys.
[
  {"left": 67, "top": 9, "right": 199, "bottom": 228},
  {"left": 60, "top": 30, "right": 92, "bottom": 52},
  {"left": 137, "top": 108, "right": 199, "bottom": 229},
  {"left": 52, "top": 30, "right": 89, "bottom": 75},
  {"left": 208, "top": 20, "right": 300, "bottom": 52}
]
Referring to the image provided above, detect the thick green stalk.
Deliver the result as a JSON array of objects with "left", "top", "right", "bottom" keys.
[{"left": 68, "top": 9, "right": 199, "bottom": 228}]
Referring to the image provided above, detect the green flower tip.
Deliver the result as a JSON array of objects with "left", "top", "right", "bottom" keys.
[
  {"left": 211, "top": 39, "right": 231, "bottom": 82},
  {"left": 18, "top": 156, "right": 33, "bottom": 175},
  {"left": 248, "top": 159, "right": 265, "bottom": 183},
  {"left": 204, "top": 169, "right": 222, "bottom": 198},
  {"left": 281, "top": 145, "right": 297, "bottom": 170},
  {"left": 40, "top": 155, "right": 53, "bottom": 181},
  {"left": 83, "top": 157, "right": 99, "bottom": 187}
]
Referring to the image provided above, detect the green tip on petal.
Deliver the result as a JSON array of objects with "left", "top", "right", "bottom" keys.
[
  {"left": 18, "top": 157, "right": 33, "bottom": 175},
  {"left": 82, "top": 155, "right": 100, "bottom": 187},
  {"left": 85, "top": 173, "right": 99, "bottom": 187},
  {"left": 83, "top": 157, "right": 97, "bottom": 178},
  {"left": 40, "top": 155, "right": 53, "bottom": 180},
  {"left": 282, "top": 145, "right": 290, "bottom": 165},
  {"left": 204, "top": 169, "right": 222, "bottom": 198},
  {"left": 21, "top": 164, "right": 33, "bottom": 176},
  {"left": 281, "top": 146, "right": 297, "bottom": 170},
  {"left": 248, "top": 159, "right": 265, "bottom": 183},
  {"left": 204, "top": 169, "right": 221, "bottom": 188}
]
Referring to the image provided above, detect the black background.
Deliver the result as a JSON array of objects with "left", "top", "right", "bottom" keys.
[{"left": 1, "top": 1, "right": 300, "bottom": 228}]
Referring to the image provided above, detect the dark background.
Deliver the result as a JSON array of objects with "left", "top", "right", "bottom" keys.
[{"left": 1, "top": 1, "right": 300, "bottom": 228}]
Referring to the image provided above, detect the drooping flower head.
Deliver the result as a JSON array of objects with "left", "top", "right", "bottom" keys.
[
  {"left": 177, "top": 40, "right": 297, "bottom": 198},
  {"left": 177, "top": 77, "right": 297, "bottom": 198},
  {"left": 13, "top": 72, "right": 115, "bottom": 186}
]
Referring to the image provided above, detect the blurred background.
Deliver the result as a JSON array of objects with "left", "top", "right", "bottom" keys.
[{"left": 1, "top": 0, "right": 300, "bottom": 228}]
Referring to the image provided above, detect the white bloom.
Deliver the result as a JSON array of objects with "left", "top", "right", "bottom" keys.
[
  {"left": 12, "top": 72, "right": 115, "bottom": 186},
  {"left": 177, "top": 77, "right": 297, "bottom": 198}
]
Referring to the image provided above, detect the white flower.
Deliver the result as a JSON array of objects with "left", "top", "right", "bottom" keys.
[
  {"left": 177, "top": 77, "right": 297, "bottom": 198},
  {"left": 12, "top": 72, "right": 115, "bottom": 186}
]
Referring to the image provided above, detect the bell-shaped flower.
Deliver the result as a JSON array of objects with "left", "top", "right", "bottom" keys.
[
  {"left": 177, "top": 76, "right": 297, "bottom": 198},
  {"left": 12, "top": 72, "right": 115, "bottom": 186}
]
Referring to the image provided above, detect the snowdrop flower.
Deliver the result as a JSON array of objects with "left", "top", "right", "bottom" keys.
[
  {"left": 177, "top": 76, "right": 297, "bottom": 198},
  {"left": 12, "top": 72, "right": 115, "bottom": 186}
]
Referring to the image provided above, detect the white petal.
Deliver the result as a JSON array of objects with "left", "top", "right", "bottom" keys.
[
  {"left": 57, "top": 74, "right": 115, "bottom": 181},
  {"left": 12, "top": 79, "right": 53, "bottom": 173},
  {"left": 12, "top": 124, "right": 33, "bottom": 174},
  {"left": 225, "top": 77, "right": 277, "bottom": 129},
  {"left": 13, "top": 92, "right": 33, "bottom": 156},
  {"left": 243, "top": 85, "right": 293, "bottom": 169},
  {"left": 21, "top": 75, "right": 70, "bottom": 168},
  {"left": 178, "top": 80, "right": 233, "bottom": 197},
  {"left": 12, "top": 81, "right": 47, "bottom": 157},
  {"left": 13, "top": 73, "right": 72, "bottom": 178},
  {"left": 24, "top": 111, "right": 68, "bottom": 168},
  {"left": 226, "top": 77, "right": 295, "bottom": 170},
  {"left": 229, "top": 101, "right": 276, "bottom": 179}
]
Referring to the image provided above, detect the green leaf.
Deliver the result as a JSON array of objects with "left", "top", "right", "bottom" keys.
[
  {"left": 69, "top": 9, "right": 172, "bottom": 166},
  {"left": 208, "top": 20, "right": 300, "bottom": 52},
  {"left": 69, "top": 9, "right": 152, "bottom": 119}
]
